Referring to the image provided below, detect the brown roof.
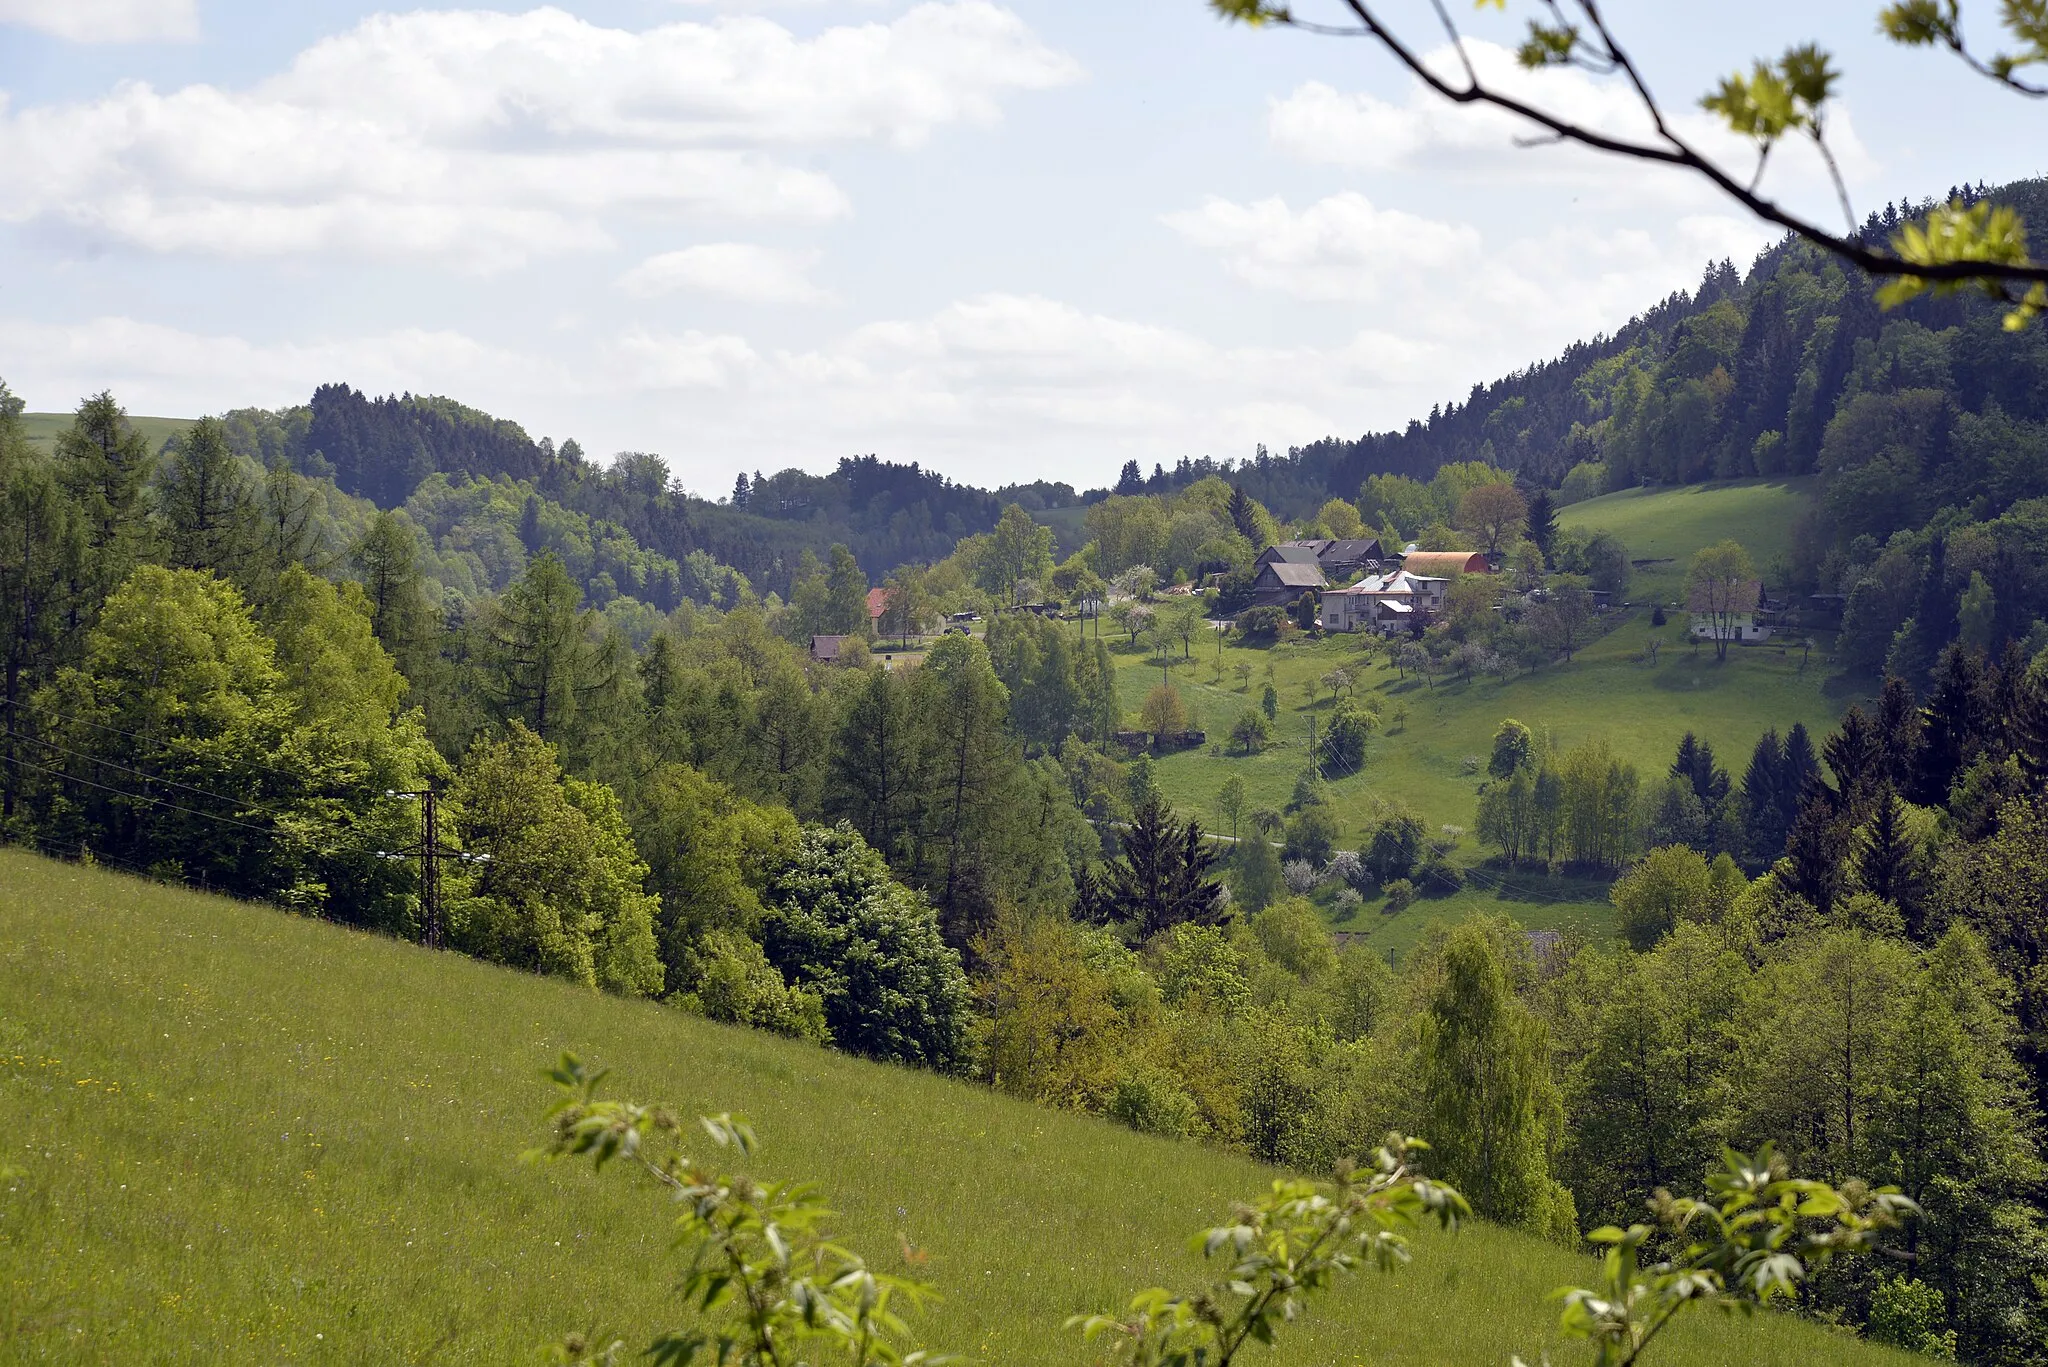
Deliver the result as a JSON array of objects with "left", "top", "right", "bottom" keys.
[
  {"left": 1399, "top": 550, "right": 1489, "bottom": 576},
  {"left": 866, "top": 587, "right": 890, "bottom": 620}
]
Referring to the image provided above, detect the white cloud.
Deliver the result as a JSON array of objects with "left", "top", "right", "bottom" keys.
[
  {"left": 0, "top": 2, "right": 1079, "bottom": 268},
  {"left": 618, "top": 244, "right": 829, "bottom": 304},
  {"left": 0, "top": 0, "right": 195, "bottom": 42},
  {"left": 1268, "top": 40, "right": 1875, "bottom": 214},
  {"left": 1162, "top": 193, "right": 1483, "bottom": 303},
  {"left": 1165, "top": 190, "right": 1771, "bottom": 373}
]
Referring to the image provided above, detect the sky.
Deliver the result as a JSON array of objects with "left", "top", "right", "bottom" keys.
[{"left": 0, "top": 0, "right": 2042, "bottom": 496}]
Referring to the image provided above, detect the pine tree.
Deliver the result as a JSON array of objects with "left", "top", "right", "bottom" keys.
[
  {"left": 1874, "top": 674, "right": 1924, "bottom": 790},
  {"left": 484, "top": 552, "right": 609, "bottom": 743},
  {"left": 1783, "top": 789, "right": 1847, "bottom": 919},
  {"left": 1115, "top": 460, "right": 1144, "bottom": 496},
  {"left": 1671, "top": 731, "right": 1730, "bottom": 806},
  {"left": 732, "top": 471, "right": 751, "bottom": 508},
  {"left": 825, "top": 665, "right": 916, "bottom": 861},
  {"left": 55, "top": 391, "right": 153, "bottom": 606},
  {"left": 1823, "top": 706, "right": 1885, "bottom": 822},
  {"left": 1227, "top": 484, "right": 1265, "bottom": 546},
  {"left": 0, "top": 388, "right": 82, "bottom": 819}
]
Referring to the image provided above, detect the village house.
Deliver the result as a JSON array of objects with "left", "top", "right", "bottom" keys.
[
  {"left": 1257, "top": 538, "right": 1390, "bottom": 580},
  {"left": 1319, "top": 570, "right": 1449, "bottom": 634},
  {"left": 1687, "top": 580, "right": 1781, "bottom": 642}
]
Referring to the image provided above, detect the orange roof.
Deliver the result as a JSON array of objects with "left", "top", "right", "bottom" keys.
[{"left": 866, "top": 586, "right": 890, "bottom": 620}]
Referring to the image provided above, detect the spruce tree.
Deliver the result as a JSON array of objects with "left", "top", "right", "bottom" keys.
[
  {"left": 1097, "top": 794, "right": 1224, "bottom": 938},
  {"left": 1525, "top": 488, "right": 1557, "bottom": 558},
  {"left": 1227, "top": 484, "right": 1264, "bottom": 546},
  {"left": 825, "top": 665, "right": 916, "bottom": 861},
  {"left": 1855, "top": 788, "right": 1926, "bottom": 935},
  {"left": 55, "top": 391, "right": 153, "bottom": 606},
  {"left": 0, "top": 388, "right": 82, "bottom": 818},
  {"left": 1823, "top": 706, "right": 1885, "bottom": 822},
  {"left": 1783, "top": 790, "right": 1847, "bottom": 919},
  {"left": 1915, "top": 644, "right": 1990, "bottom": 806},
  {"left": 484, "top": 551, "right": 608, "bottom": 744},
  {"left": 1741, "top": 728, "right": 1788, "bottom": 862},
  {"left": 1875, "top": 674, "right": 1924, "bottom": 789}
]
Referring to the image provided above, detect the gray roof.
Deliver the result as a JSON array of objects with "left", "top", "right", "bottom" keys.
[
  {"left": 1318, "top": 538, "right": 1384, "bottom": 565},
  {"left": 1259, "top": 543, "right": 1323, "bottom": 565},
  {"left": 1258, "top": 562, "right": 1328, "bottom": 588}
]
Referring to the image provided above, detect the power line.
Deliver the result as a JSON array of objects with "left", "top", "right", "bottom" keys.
[
  {"left": 3, "top": 725, "right": 306, "bottom": 822},
  {"left": 1, "top": 751, "right": 280, "bottom": 837},
  {"left": 0, "top": 696, "right": 320, "bottom": 787}
]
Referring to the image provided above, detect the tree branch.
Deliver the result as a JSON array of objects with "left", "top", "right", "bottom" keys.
[{"left": 1263, "top": 0, "right": 2048, "bottom": 296}]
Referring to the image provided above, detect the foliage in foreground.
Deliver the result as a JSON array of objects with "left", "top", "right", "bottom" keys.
[{"left": 531, "top": 1055, "right": 1913, "bottom": 1367}]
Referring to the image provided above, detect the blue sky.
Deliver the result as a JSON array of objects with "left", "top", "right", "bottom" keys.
[{"left": 1, "top": 0, "right": 2041, "bottom": 494}]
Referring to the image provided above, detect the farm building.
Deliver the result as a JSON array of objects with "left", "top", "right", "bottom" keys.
[
  {"left": 1249, "top": 559, "right": 1327, "bottom": 607},
  {"left": 1260, "top": 538, "right": 1390, "bottom": 578},
  {"left": 1397, "top": 549, "right": 1490, "bottom": 577}
]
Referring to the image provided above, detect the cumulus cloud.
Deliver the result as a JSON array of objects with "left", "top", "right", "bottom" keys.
[
  {"left": 618, "top": 244, "right": 829, "bottom": 304},
  {"left": 1268, "top": 40, "right": 1874, "bottom": 211},
  {"left": 0, "top": 2, "right": 1079, "bottom": 268},
  {"left": 1166, "top": 189, "right": 1769, "bottom": 356},
  {"left": 0, "top": 0, "right": 195, "bottom": 42}
]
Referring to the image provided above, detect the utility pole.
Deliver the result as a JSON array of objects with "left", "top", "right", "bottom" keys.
[{"left": 382, "top": 788, "right": 485, "bottom": 950}]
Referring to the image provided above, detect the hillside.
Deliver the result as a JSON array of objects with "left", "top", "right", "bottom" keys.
[
  {"left": 23, "top": 410, "right": 194, "bottom": 455},
  {"left": 1557, "top": 478, "right": 1814, "bottom": 607},
  {"left": 0, "top": 849, "right": 1910, "bottom": 1367}
]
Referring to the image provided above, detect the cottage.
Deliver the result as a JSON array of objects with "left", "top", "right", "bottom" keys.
[
  {"left": 1249, "top": 559, "right": 1327, "bottom": 607},
  {"left": 1320, "top": 570, "right": 1449, "bottom": 634},
  {"left": 1253, "top": 543, "right": 1323, "bottom": 571},
  {"left": 1260, "top": 538, "right": 1389, "bottom": 579},
  {"left": 809, "top": 634, "right": 852, "bottom": 663},
  {"left": 866, "top": 586, "right": 890, "bottom": 629},
  {"left": 1688, "top": 579, "right": 1777, "bottom": 642}
]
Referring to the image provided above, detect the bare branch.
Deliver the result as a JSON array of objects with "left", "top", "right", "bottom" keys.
[{"left": 1257, "top": 0, "right": 2048, "bottom": 296}]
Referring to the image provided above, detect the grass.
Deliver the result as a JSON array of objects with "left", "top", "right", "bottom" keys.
[
  {"left": 0, "top": 849, "right": 1912, "bottom": 1367},
  {"left": 20, "top": 412, "right": 196, "bottom": 456},
  {"left": 1556, "top": 478, "right": 1813, "bottom": 607}
]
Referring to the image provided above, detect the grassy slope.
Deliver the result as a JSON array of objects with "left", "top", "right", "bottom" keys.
[
  {"left": 21, "top": 412, "right": 196, "bottom": 455},
  {"left": 0, "top": 850, "right": 1908, "bottom": 1367},
  {"left": 1109, "top": 479, "right": 1850, "bottom": 954},
  {"left": 1557, "top": 478, "right": 1814, "bottom": 607}
]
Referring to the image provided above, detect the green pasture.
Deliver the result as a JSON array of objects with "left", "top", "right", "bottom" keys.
[
  {"left": 22, "top": 411, "right": 197, "bottom": 456},
  {"left": 0, "top": 850, "right": 1910, "bottom": 1366},
  {"left": 1557, "top": 478, "right": 1813, "bottom": 606}
]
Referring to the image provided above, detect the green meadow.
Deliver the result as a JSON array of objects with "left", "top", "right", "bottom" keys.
[
  {"left": 21, "top": 411, "right": 196, "bottom": 456},
  {"left": 1557, "top": 477, "right": 1814, "bottom": 606},
  {"left": 0, "top": 849, "right": 1910, "bottom": 1366}
]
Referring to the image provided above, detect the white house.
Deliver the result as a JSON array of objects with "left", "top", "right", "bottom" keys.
[
  {"left": 1688, "top": 579, "right": 1778, "bottom": 642},
  {"left": 1320, "top": 570, "right": 1449, "bottom": 634}
]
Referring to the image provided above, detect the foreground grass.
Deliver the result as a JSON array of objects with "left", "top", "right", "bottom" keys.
[{"left": 0, "top": 850, "right": 1909, "bottom": 1366}]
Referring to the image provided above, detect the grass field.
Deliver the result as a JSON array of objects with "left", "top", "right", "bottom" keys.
[
  {"left": 1557, "top": 478, "right": 1814, "bottom": 607},
  {"left": 20, "top": 411, "right": 196, "bottom": 455},
  {"left": 0, "top": 850, "right": 1910, "bottom": 1366}
]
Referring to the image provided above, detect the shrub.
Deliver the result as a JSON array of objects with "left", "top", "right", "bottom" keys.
[
  {"left": 1284, "top": 806, "right": 1340, "bottom": 868},
  {"left": 1333, "top": 887, "right": 1364, "bottom": 920},
  {"left": 686, "top": 930, "right": 831, "bottom": 1045},
  {"left": 1416, "top": 856, "right": 1464, "bottom": 896},
  {"left": 1326, "top": 849, "right": 1367, "bottom": 891},
  {"left": 1108, "top": 1064, "right": 1204, "bottom": 1140},
  {"left": 1384, "top": 878, "right": 1416, "bottom": 912},
  {"left": 1282, "top": 859, "right": 1322, "bottom": 895},
  {"left": 1235, "top": 605, "right": 1286, "bottom": 644},
  {"left": 1651, "top": 602, "right": 1668, "bottom": 626}
]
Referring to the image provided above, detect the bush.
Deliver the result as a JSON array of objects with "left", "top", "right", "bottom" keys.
[
  {"left": 1333, "top": 887, "right": 1364, "bottom": 920},
  {"left": 1282, "top": 859, "right": 1322, "bottom": 895},
  {"left": 686, "top": 930, "right": 832, "bottom": 1045},
  {"left": 1867, "top": 1275, "right": 1957, "bottom": 1359},
  {"left": 1283, "top": 806, "right": 1340, "bottom": 868},
  {"left": 1108, "top": 1065, "right": 1204, "bottom": 1140},
  {"left": 1384, "top": 878, "right": 1416, "bottom": 912},
  {"left": 760, "top": 825, "right": 972, "bottom": 1071},
  {"left": 1365, "top": 813, "right": 1424, "bottom": 883},
  {"left": 1651, "top": 602, "right": 1668, "bottom": 626},
  {"left": 1235, "top": 605, "right": 1287, "bottom": 644},
  {"left": 1416, "top": 856, "right": 1465, "bottom": 896},
  {"left": 1326, "top": 849, "right": 1367, "bottom": 891}
]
